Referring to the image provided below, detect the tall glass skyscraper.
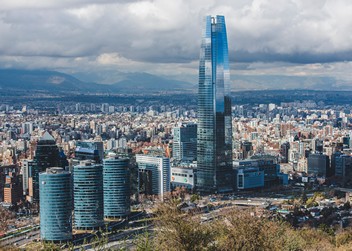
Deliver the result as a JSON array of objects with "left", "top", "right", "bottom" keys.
[
  {"left": 39, "top": 167, "right": 72, "bottom": 241},
  {"left": 103, "top": 153, "right": 130, "bottom": 218},
  {"left": 196, "top": 15, "right": 233, "bottom": 193},
  {"left": 73, "top": 160, "right": 104, "bottom": 230}
]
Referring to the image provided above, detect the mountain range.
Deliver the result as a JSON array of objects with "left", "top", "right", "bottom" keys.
[
  {"left": 0, "top": 69, "right": 194, "bottom": 94},
  {"left": 0, "top": 69, "right": 351, "bottom": 94}
]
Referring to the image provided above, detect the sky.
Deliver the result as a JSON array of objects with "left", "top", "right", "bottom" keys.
[{"left": 0, "top": 0, "right": 352, "bottom": 88}]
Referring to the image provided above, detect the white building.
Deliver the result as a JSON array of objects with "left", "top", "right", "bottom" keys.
[
  {"left": 170, "top": 167, "right": 195, "bottom": 189},
  {"left": 21, "top": 159, "right": 34, "bottom": 195},
  {"left": 136, "top": 155, "right": 170, "bottom": 197}
]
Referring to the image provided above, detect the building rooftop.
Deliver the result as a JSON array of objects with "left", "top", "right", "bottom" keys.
[
  {"left": 40, "top": 131, "right": 55, "bottom": 142},
  {"left": 43, "top": 167, "right": 68, "bottom": 174}
]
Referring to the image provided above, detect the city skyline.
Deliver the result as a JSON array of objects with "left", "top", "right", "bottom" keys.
[{"left": 0, "top": 0, "right": 351, "bottom": 89}]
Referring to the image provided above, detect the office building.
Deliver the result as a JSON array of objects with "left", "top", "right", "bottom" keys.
[
  {"left": 139, "top": 169, "right": 153, "bottom": 195},
  {"left": 241, "top": 141, "right": 253, "bottom": 159},
  {"left": 136, "top": 154, "right": 170, "bottom": 197},
  {"left": 280, "top": 142, "right": 290, "bottom": 163},
  {"left": 234, "top": 159, "right": 287, "bottom": 188},
  {"left": 103, "top": 153, "right": 130, "bottom": 218},
  {"left": 343, "top": 136, "right": 350, "bottom": 149},
  {"left": 172, "top": 123, "right": 197, "bottom": 161},
  {"left": 31, "top": 132, "right": 62, "bottom": 202},
  {"left": 21, "top": 160, "right": 32, "bottom": 195},
  {"left": 335, "top": 154, "right": 352, "bottom": 187},
  {"left": 171, "top": 167, "right": 195, "bottom": 190},
  {"left": 196, "top": 15, "right": 233, "bottom": 193},
  {"left": 75, "top": 141, "right": 104, "bottom": 163},
  {"left": 39, "top": 167, "right": 72, "bottom": 241},
  {"left": 236, "top": 167, "right": 264, "bottom": 190},
  {"left": 335, "top": 154, "right": 352, "bottom": 177},
  {"left": 21, "top": 122, "right": 33, "bottom": 135},
  {"left": 0, "top": 165, "right": 17, "bottom": 202},
  {"left": 3, "top": 170, "right": 22, "bottom": 204},
  {"left": 307, "top": 153, "right": 330, "bottom": 177},
  {"left": 73, "top": 160, "right": 104, "bottom": 229}
]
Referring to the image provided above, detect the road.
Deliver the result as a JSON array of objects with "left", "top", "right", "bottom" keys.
[{"left": 0, "top": 229, "right": 40, "bottom": 248}]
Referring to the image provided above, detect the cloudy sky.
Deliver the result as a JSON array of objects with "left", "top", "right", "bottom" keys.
[{"left": 1, "top": 0, "right": 352, "bottom": 88}]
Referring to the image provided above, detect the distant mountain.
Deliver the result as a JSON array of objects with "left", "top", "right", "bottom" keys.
[
  {"left": 0, "top": 69, "right": 195, "bottom": 94},
  {"left": 232, "top": 75, "right": 352, "bottom": 91},
  {"left": 1, "top": 69, "right": 349, "bottom": 94},
  {"left": 0, "top": 69, "right": 104, "bottom": 92},
  {"left": 111, "top": 72, "right": 194, "bottom": 92}
]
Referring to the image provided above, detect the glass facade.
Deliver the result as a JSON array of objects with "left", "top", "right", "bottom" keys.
[
  {"left": 73, "top": 161, "right": 104, "bottom": 230},
  {"left": 103, "top": 154, "right": 130, "bottom": 218},
  {"left": 173, "top": 123, "right": 197, "bottom": 161},
  {"left": 307, "top": 154, "right": 329, "bottom": 177},
  {"left": 31, "top": 132, "right": 62, "bottom": 202},
  {"left": 39, "top": 167, "right": 72, "bottom": 241},
  {"left": 197, "top": 15, "right": 233, "bottom": 193},
  {"left": 136, "top": 155, "right": 171, "bottom": 197}
]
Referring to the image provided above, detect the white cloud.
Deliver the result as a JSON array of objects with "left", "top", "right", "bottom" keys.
[{"left": 0, "top": 0, "right": 352, "bottom": 86}]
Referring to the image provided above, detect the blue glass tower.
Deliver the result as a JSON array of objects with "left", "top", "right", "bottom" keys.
[
  {"left": 103, "top": 153, "right": 130, "bottom": 218},
  {"left": 73, "top": 160, "right": 104, "bottom": 230},
  {"left": 39, "top": 167, "right": 72, "bottom": 241},
  {"left": 196, "top": 15, "right": 233, "bottom": 193}
]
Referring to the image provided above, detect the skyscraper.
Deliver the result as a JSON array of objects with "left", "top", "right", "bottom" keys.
[
  {"left": 103, "top": 153, "right": 130, "bottom": 218},
  {"left": 307, "top": 153, "right": 330, "bottom": 177},
  {"left": 31, "top": 132, "right": 62, "bottom": 202},
  {"left": 136, "top": 154, "right": 170, "bottom": 197},
  {"left": 39, "top": 167, "right": 72, "bottom": 241},
  {"left": 196, "top": 15, "right": 233, "bottom": 193},
  {"left": 73, "top": 160, "right": 104, "bottom": 230},
  {"left": 172, "top": 123, "right": 197, "bottom": 161}
]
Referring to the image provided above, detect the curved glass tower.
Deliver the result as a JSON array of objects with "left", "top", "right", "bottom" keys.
[
  {"left": 39, "top": 167, "right": 72, "bottom": 241},
  {"left": 196, "top": 15, "right": 233, "bottom": 194},
  {"left": 103, "top": 153, "right": 130, "bottom": 218},
  {"left": 73, "top": 160, "right": 104, "bottom": 230}
]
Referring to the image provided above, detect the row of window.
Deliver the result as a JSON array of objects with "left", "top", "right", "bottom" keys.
[{"left": 171, "top": 173, "right": 193, "bottom": 178}]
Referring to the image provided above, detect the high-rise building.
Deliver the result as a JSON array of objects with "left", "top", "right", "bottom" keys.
[
  {"left": 0, "top": 165, "right": 17, "bottom": 202},
  {"left": 73, "top": 160, "right": 104, "bottom": 230},
  {"left": 31, "top": 132, "right": 62, "bottom": 202},
  {"left": 39, "top": 167, "right": 72, "bottom": 241},
  {"left": 241, "top": 141, "right": 253, "bottom": 160},
  {"left": 196, "top": 15, "right": 233, "bottom": 194},
  {"left": 22, "top": 160, "right": 32, "bottom": 195},
  {"left": 335, "top": 154, "right": 352, "bottom": 187},
  {"left": 280, "top": 142, "right": 290, "bottom": 163},
  {"left": 172, "top": 123, "right": 197, "bottom": 161},
  {"left": 136, "top": 154, "right": 170, "bottom": 197},
  {"left": 307, "top": 153, "right": 330, "bottom": 177},
  {"left": 103, "top": 153, "right": 130, "bottom": 218},
  {"left": 21, "top": 122, "right": 33, "bottom": 135},
  {"left": 3, "top": 169, "right": 22, "bottom": 204}
]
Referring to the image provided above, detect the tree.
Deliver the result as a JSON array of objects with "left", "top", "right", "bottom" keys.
[
  {"left": 190, "top": 194, "right": 200, "bottom": 203},
  {"left": 153, "top": 199, "right": 215, "bottom": 251},
  {"left": 0, "top": 206, "right": 15, "bottom": 233},
  {"left": 300, "top": 191, "right": 308, "bottom": 205}
]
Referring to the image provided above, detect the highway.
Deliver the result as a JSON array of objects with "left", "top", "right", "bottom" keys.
[{"left": 0, "top": 228, "right": 40, "bottom": 248}]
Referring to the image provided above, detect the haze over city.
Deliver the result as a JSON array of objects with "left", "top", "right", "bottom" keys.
[{"left": 1, "top": 0, "right": 352, "bottom": 89}]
